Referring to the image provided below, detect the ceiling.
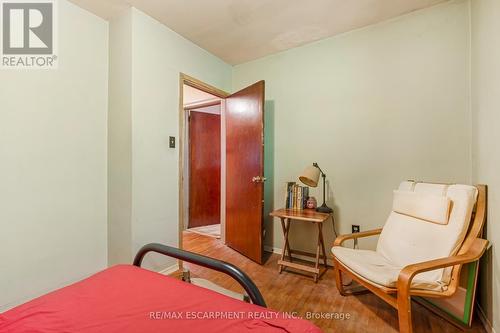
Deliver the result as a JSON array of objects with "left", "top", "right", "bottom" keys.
[{"left": 69, "top": 0, "right": 446, "bottom": 65}]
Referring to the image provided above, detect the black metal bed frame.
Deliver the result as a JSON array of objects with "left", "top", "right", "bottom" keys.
[{"left": 133, "top": 243, "right": 267, "bottom": 307}]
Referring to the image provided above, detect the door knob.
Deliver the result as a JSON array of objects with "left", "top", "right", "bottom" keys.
[{"left": 252, "top": 176, "right": 267, "bottom": 183}]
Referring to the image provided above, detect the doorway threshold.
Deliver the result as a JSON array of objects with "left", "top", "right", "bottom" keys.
[{"left": 187, "top": 224, "right": 221, "bottom": 239}]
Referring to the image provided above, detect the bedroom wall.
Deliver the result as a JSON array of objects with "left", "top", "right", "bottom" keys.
[
  {"left": 108, "top": 9, "right": 133, "bottom": 265},
  {"left": 107, "top": 8, "right": 232, "bottom": 271},
  {"left": 232, "top": 0, "right": 472, "bottom": 253},
  {"left": 0, "top": 0, "right": 108, "bottom": 311},
  {"left": 471, "top": 0, "right": 500, "bottom": 331}
]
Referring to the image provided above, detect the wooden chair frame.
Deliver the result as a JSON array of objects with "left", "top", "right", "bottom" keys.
[{"left": 332, "top": 184, "right": 488, "bottom": 333}]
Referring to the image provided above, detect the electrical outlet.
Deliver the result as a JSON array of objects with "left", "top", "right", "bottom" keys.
[{"left": 352, "top": 225, "right": 360, "bottom": 233}]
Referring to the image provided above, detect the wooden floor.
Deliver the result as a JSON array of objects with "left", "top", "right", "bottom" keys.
[{"left": 181, "top": 231, "right": 486, "bottom": 333}]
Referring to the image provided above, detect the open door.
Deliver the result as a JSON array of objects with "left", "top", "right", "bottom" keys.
[{"left": 225, "top": 81, "right": 265, "bottom": 264}]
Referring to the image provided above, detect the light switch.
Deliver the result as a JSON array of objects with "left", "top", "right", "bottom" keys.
[{"left": 169, "top": 136, "right": 175, "bottom": 148}]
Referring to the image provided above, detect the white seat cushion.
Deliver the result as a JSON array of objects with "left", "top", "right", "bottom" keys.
[{"left": 331, "top": 246, "right": 446, "bottom": 291}]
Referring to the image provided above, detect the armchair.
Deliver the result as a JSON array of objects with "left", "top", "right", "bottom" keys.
[{"left": 332, "top": 182, "right": 488, "bottom": 333}]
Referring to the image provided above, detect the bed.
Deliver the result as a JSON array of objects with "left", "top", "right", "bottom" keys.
[{"left": 0, "top": 243, "right": 321, "bottom": 333}]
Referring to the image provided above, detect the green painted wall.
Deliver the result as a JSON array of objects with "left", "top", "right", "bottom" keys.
[{"left": 233, "top": 0, "right": 472, "bottom": 254}]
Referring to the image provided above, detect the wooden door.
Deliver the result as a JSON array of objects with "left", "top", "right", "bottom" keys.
[
  {"left": 225, "top": 81, "right": 265, "bottom": 264},
  {"left": 189, "top": 111, "right": 221, "bottom": 228}
]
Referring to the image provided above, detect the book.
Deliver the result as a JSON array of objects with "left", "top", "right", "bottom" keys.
[
  {"left": 285, "top": 182, "right": 295, "bottom": 208},
  {"left": 292, "top": 185, "right": 297, "bottom": 209},
  {"left": 303, "top": 186, "right": 309, "bottom": 208},
  {"left": 284, "top": 182, "right": 309, "bottom": 210},
  {"left": 295, "top": 185, "right": 309, "bottom": 210}
]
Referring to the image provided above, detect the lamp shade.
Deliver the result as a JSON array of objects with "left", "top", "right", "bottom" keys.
[{"left": 299, "top": 165, "right": 320, "bottom": 187}]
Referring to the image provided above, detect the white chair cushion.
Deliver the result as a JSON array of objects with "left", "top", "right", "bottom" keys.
[
  {"left": 332, "top": 181, "right": 478, "bottom": 291},
  {"left": 331, "top": 246, "right": 446, "bottom": 291},
  {"left": 377, "top": 182, "right": 477, "bottom": 286},
  {"left": 392, "top": 190, "right": 451, "bottom": 225}
]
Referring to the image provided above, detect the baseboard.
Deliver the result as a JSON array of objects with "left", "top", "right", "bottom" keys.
[
  {"left": 264, "top": 245, "right": 334, "bottom": 266},
  {"left": 158, "top": 262, "right": 180, "bottom": 276},
  {"left": 476, "top": 303, "right": 496, "bottom": 333}
]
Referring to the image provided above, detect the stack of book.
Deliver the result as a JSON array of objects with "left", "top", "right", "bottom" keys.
[{"left": 285, "top": 182, "right": 309, "bottom": 210}]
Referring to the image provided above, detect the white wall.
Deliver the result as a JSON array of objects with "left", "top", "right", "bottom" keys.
[
  {"left": 108, "top": 9, "right": 133, "bottom": 265},
  {"left": 471, "top": 0, "right": 500, "bottom": 331},
  {"left": 233, "top": 0, "right": 472, "bottom": 252},
  {"left": 0, "top": 0, "right": 108, "bottom": 311},
  {"left": 106, "top": 8, "right": 232, "bottom": 271},
  {"left": 131, "top": 8, "right": 232, "bottom": 270}
]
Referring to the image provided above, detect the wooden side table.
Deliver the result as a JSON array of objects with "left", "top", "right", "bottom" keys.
[{"left": 270, "top": 208, "right": 332, "bottom": 282}]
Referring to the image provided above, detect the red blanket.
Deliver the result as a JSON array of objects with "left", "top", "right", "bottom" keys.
[{"left": 0, "top": 265, "right": 321, "bottom": 332}]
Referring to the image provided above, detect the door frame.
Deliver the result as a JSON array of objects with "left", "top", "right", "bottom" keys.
[{"left": 178, "top": 73, "right": 229, "bottom": 260}]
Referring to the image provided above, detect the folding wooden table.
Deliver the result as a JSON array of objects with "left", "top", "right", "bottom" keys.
[{"left": 270, "top": 208, "right": 333, "bottom": 282}]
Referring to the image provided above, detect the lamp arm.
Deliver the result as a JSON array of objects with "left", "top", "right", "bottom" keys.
[
  {"left": 312, "top": 162, "right": 331, "bottom": 213},
  {"left": 312, "top": 162, "right": 326, "bottom": 176}
]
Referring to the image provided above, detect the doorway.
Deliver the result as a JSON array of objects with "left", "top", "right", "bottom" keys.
[
  {"left": 189, "top": 110, "right": 221, "bottom": 233},
  {"left": 181, "top": 79, "right": 227, "bottom": 243},
  {"left": 178, "top": 73, "right": 266, "bottom": 264}
]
